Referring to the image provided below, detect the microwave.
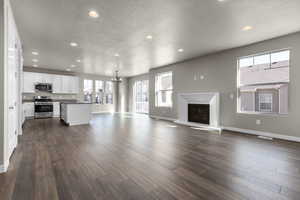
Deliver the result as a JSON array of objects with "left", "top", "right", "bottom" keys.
[{"left": 35, "top": 83, "right": 53, "bottom": 93}]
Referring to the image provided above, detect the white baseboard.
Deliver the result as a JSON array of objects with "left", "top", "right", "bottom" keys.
[
  {"left": 149, "top": 115, "right": 176, "bottom": 122},
  {"left": 68, "top": 122, "right": 91, "bottom": 126},
  {"left": 0, "top": 160, "right": 9, "bottom": 173},
  {"left": 175, "top": 120, "right": 222, "bottom": 133},
  {"left": 223, "top": 126, "right": 300, "bottom": 143},
  {"left": 92, "top": 111, "right": 113, "bottom": 114}
]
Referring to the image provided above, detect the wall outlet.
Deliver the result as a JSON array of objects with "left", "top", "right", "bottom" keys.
[{"left": 256, "top": 119, "right": 261, "bottom": 125}]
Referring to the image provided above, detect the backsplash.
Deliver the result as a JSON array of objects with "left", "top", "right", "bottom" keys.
[{"left": 23, "top": 92, "right": 78, "bottom": 101}]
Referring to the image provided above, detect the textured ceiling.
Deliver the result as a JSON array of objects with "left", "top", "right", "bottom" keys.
[{"left": 11, "top": 0, "right": 300, "bottom": 77}]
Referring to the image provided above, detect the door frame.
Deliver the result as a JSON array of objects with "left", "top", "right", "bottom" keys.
[{"left": 1, "top": 0, "right": 22, "bottom": 173}]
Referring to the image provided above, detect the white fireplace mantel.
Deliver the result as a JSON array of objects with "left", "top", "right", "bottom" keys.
[{"left": 174, "top": 92, "right": 220, "bottom": 131}]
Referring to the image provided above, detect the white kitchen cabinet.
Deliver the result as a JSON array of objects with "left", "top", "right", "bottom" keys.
[
  {"left": 53, "top": 102, "right": 60, "bottom": 117},
  {"left": 23, "top": 102, "right": 34, "bottom": 118},
  {"left": 52, "top": 75, "right": 62, "bottom": 93},
  {"left": 62, "top": 75, "right": 72, "bottom": 93},
  {"left": 23, "top": 72, "right": 79, "bottom": 94},
  {"left": 71, "top": 76, "right": 79, "bottom": 94},
  {"left": 60, "top": 103, "right": 92, "bottom": 126},
  {"left": 23, "top": 72, "right": 36, "bottom": 93}
]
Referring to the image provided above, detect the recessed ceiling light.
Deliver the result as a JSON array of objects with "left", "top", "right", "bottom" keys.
[
  {"left": 178, "top": 48, "right": 184, "bottom": 52},
  {"left": 33, "top": 64, "right": 38, "bottom": 67},
  {"left": 242, "top": 26, "right": 253, "bottom": 31},
  {"left": 66, "top": 68, "right": 71, "bottom": 71},
  {"left": 70, "top": 42, "right": 78, "bottom": 47},
  {"left": 146, "top": 35, "right": 153, "bottom": 40},
  {"left": 32, "top": 59, "right": 38, "bottom": 62},
  {"left": 88, "top": 10, "right": 99, "bottom": 18},
  {"left": 32, "top": 51, "right": 39, "bottom": 55},
  {"left": 76, "top": 59, "right": 81, "bottom": 63},
  {"left": 114, "top": 53, "right": 120, "bottom": 57},
  {"left": 218, "top": 0, "right": 226, "bottom": 2},
  {"left": 71, "top": 64, "right": 76, "bottom": 68}
]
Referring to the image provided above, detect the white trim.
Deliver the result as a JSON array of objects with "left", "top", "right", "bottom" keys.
[
  {"left": 222, "top": 126, "right": 300, "bottom": 143},
  {"left": 92, "top": 111, "right": 113, "bottom": 114},
  {"left": 174, "top": 120, "right": 222, "bottom": 133},
  {"left": 0, "top": 160, "right": 9, "bottom": 173},
  {"left": 149, "top": 115, "right": 176, "bottom": 122},
  {"left": 68, "top": 122, "right": 91, "bottom": 126}
]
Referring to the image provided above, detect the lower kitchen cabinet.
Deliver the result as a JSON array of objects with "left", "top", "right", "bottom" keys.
[
  {"left": 53, "top": 102, "right": 60, "bottom": 117},
  {"left": 23, "top": 102, "right": 34, "bottom": 119}
]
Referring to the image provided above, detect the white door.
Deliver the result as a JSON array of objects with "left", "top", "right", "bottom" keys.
[{"left": 7, "top": 9, "right": 18, "bottom": 157}]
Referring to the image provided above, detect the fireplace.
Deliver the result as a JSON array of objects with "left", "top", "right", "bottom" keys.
[
  {"left": 175, "top": 92, "right": 220, "bottom": 130},
  {"left": 188, "top": 104, "right": 210, "bottom": 124}
]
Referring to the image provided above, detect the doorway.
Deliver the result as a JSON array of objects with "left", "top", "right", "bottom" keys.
[{"left": 133, "top": 80, "right": 149, "bottom": 114}]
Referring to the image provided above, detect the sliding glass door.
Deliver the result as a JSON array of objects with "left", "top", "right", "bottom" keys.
[{"left": 133, "top": 80, "right": 149, "bottom": 113}]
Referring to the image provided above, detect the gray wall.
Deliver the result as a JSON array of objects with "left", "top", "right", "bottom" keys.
[
  {"left": 0, "top": 0, "right": 4, "bottom": 166},
  {"left": 128, "top": 32, "right": 300, "bottom": 137}
]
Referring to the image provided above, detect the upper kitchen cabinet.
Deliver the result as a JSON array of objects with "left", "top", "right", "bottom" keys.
[
  {"left": 23, "top": 72, "right": 79, "bottom": 94},
  {"left": 52, "top": 75, "right": 62, "bottom": 93},
  {"left": 23, "top": 72, "right": 37, "bottom": 93}
]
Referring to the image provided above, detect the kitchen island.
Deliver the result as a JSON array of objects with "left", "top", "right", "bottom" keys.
[{"left": 60, "top": 102, "right": 92, "bottom": 126}]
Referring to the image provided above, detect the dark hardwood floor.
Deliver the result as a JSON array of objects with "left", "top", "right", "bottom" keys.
[{"left": 1, "top": 113, "right": 300, "bottom": 200}]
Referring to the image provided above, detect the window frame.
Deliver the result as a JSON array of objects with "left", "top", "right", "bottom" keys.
[
  {"left": 237, "top": 48, "right": 290, "bottom": 116},
  {"left": 133, "top": 79, "right": 149, "bottom": 113},
  {"left": 105, "top": 81, "right": 113, "bottom": 105},
  {"left": 155, "top": 71, "right": 173, "bottom": 108},
  {"left": 83, "top": 79, "right": 93, "bottom": 103},
  {"left": 258, "top": 93, "right": 273, "bottom": 113},
  {"left": 95, "top": 80, "right": 104, "bottom": 104}
]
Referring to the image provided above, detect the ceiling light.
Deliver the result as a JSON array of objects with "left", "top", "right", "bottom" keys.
[
  {"left": 114, "top": 53, "right": 119, "bottom": 57},
  {"left": 70, "top": 42, "right": 78, "bottom": 47},
  {"left": 218, "top": 0, "right": 226, "bottom": 2},
  {"left": 32, "top": 59, "right": 38, "bottom": 62},
  {"left": 71, "top": 64, "right": 76, "bottom": 68},
  {"left": 76, "top": 59, "right": 81, "bottom": 63},
  {"left": 32, "top": 51, "right": 39, "bottom": 55},
  {"left": 88, "top": 10, "right": 99, "bottom": 18},
  {"left": 33, "top": 64, "right": 38, "bottom": 67},
  {"left": 146, "top": 35, "right": 153, "bottom": 40},
  {"left": 66, "top": 68, "right": 71, "bottom": 71},
  {"left": 178, "top": 48, "right": 184, "bottom": 52},
  {"left": 242, "top": 26, "right": 253, "bottom": 31}
]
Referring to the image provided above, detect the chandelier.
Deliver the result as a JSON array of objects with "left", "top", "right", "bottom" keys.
[{"left": 111, "top": 70, "right": 122, "bottom": 82}]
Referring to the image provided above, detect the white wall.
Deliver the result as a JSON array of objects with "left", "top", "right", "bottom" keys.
[
  {"left": 0, "top": 0, "right": 22, "bottom": 172},
  {"left": 0, "top": 0, "right": 5, "bottom": 168}
]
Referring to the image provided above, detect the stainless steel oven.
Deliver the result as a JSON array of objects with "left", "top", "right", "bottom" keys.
[
  {"left": 35, "top": 83, "right": 53, "bottom": 93},
  {"left": 34, "top": 96, "right": 53, "bottom": 118}
]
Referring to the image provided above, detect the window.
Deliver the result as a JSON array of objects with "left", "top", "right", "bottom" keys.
[
  {"left": 259, "top": 93, "right": 273, "bottom": 112},
  {"left": 105, "top": 81, "right": 113, "bottom": 104},
  {"left": 155, "top": 71, "right": 173, "bottom": 107},
  {"left": 238, "top": 49, "right": 290, "bottom": 114},
  {"left": 133, "top": 80, "right": 149, "bottom": 113},
  {"left": 95, "top": 80, "right": 104, "bottom": 104},
  {"left": 83, "top": 79, "right": 93, "bottom": 103}
]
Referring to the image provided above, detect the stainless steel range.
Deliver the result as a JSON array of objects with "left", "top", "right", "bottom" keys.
[{"left": 34, "top": 96, "right": 53, "bottom": 119}]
